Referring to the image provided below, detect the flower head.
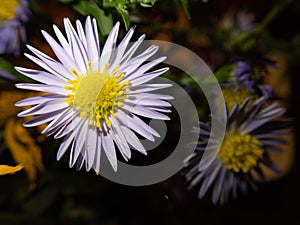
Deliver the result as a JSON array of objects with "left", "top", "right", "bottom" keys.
[
  {"left": 233, "top": 60, "right": 273, "bottom": 99},
  {"left": 0, "top": 0, "right": 31, "bottom": 55},
  {"left": 184, "top": 97, "right": 290, "bottom": 205},
  {"left": 15, "top": 17, "right": 172, "bottom": 172},
  {"left": 0, "top": 68, "right": 16, "bottom": 80}
]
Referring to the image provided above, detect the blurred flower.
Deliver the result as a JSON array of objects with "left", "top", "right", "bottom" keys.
[
  {"left": 15, "top": 17, "right": 172, "bottom": 173},
  {"left": 233, "top": 60, "right": 273, "bottom": 99},
  {"left": 0, "top": 0, "right": 31, "bottom": 55},
  {"left": 219, "top": 10, "right": 257, "bottom": 37},
  {"left": 0, "top": 67, "right": 16, "bottom": 80},
  {"left": 184, "top": 97, "right": 291, "bottom": 205}
]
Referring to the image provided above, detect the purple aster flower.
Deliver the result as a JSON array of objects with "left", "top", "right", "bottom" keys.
[
  {"left": 0, "top": 68, "right": 16, "bottom": 80},
  {"left": 0, "top": 0, "right": 31, "bottom": 55},
  {"left": 183, "top": 97, "right": 291, "bottom": 205},
  {"left": 233, "top": 60, "right": 274, "bottom": 99}
]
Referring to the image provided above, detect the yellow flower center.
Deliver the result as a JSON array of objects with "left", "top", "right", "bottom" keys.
[
  {"left": 65, "top": 63, "right": 130, "bottom": 127},
  {"left": 218, "top": 133, "right": 264, "bottom": 173},
  {"left": 222, "top": 86, "right": 256, "bottom": 110},
  {"left": 0, "top": 0, "right": 19, "bottom": 22}
]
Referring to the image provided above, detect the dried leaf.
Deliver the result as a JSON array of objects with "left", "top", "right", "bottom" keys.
[{"left": 0, "top": 164, "right": 23, "bottom": 175}]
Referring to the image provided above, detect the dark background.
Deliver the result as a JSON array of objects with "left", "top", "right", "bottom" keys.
[{"left": 0, "top": 0, "right": 300, "bottom": 224}]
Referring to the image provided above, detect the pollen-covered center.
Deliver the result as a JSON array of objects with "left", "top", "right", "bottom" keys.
[
  {"left": 65, "top": 64, "right": 130, "bottom": 127},
  {"left": 0, "top": 0, "right": 19, "bottom": 21},
  {"left": 218, "top": 133, "right": 264, "bottom": 173},
  {"left": 222, "top": 86, "right": 257, "bottom": 110}
]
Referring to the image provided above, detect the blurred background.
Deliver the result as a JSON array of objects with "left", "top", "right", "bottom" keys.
[{"left": 0, "top": 0, "right": 299, "bottom": 224}]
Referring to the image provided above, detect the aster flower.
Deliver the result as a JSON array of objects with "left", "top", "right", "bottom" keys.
[
  {"left": 0, "top": 0, "right": 31, "bottom": 55},
  {"left": 0, "top": 68, "right": 16, "bottom": 80},
  {"left": 15, "top": 17, "right": 172, "bottom": 172},
  {"left": 233, "top": 60, "right": 273, "bottom": 99},
  {"left": 183, "top": 97, "right": 291, "bottom": 205}
]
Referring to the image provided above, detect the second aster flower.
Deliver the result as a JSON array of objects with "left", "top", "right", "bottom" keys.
[
  {"left": 15, "top": 17, "right": 173, "bottom": 172},
  {"left": 183, "top": 97, "right": 291, "bottom": 205}
]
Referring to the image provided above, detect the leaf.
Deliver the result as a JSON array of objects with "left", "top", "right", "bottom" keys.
[
  {"left": 73, "top": 1, "right": 113, "bottom": 37},
  {"left": 0, "top": 164, "right": 23, "bottom": 175},
  {"left": 0, "top": 57, "right": 32, "bottom": 82},
  {"left": 214, "top": 64, "right": 236, "bottom": 83},
  {"left": 58, "top": 0, "right": 74, "bottom": 3},
  {"left": 180, "top": 0, "right": 191, "bottom": 19},
  {"left": 140, "top": 0, "right": 158, "bottom": 7},
  {"left": 0, "top": 58, "right": 17, "bottom": 81},
  {"left": 116, "top": 6, "right": 130, "bottom": 30},
  {"left": 4, "top": 119, "right": 45, "bottom": 190}
]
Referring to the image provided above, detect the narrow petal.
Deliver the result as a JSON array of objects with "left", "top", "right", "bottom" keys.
[
  {"left": 120, "top": 126, "right": 147, "bottom": 155},
  {"left": 85, "top": 17, "right": 100, "bottom": 63},
  {"left": 15, "top": 94, "right": 64, "bottom": 107},
  {"left": 99, "top": 22, "right": 120, "bottom": 72},
  {"left": 101, "top": 132, "right": 117, "bottom": 171}
]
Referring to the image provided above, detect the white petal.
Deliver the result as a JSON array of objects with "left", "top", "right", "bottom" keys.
[
  {"left": 26, "top": 46, "right": 73, "bottom": 80},
  {"left": 64, "top": 18, "right": 88, "bottom": 74},
  {"left": 130, "top": 83, "right": 172, "bottom": 93},
  {"left": 99, "top": 22, "right": 120, "bottom": 72},
  {"left": 54, "top": 116, "right": 77, "bottom": 139},
  {"left": 18, "top": 99, "right": 68, "bottom": 117},
  {"left": 15, "top": 94, "right": 64, "bottom": 107},
  {"left": 123, "top": 104, "right": 170, "bottom": 120},
  {"left": 23, "top": 109, "right": 63, "bottom": 127},
  {"left": 129, "top": 67, "right": 169, "bottom": 86},
  {"left": 101, "top": 132, "right": 117, "bottom": 171},
  {"left": 41, "top": 30, "right": 79, "bottom": 75},
  {"left": 110, "top": 117, "right": 131, "bottom": 160},
  {"left": 16, "top": 83, "right": 69, "bottom": 95},
  {"left": 15, "top": 67, "right": 65, "bottom": 86},
  {"left": 128, "top": 92, "right": 174, "bottom": 100},
  {"left": 92, "top": 132, "right": 102, "bottom": 173},
  {"left": 148, "top": 107, "right": 171, "bottom": 113},
  {"left": 85, "top": 125, "right": 98, "bottom": 171},
  {"left": 117, "top": 110, "right": 155, "bottom": 140},
  {"left": 85, "top": 17, "right": 100, "bottom": 63},
  {"left": 57, "top": 132, "right": 74, "bottom": 160},
  {"left": 53, "top": 24, "right": 73, "bottom": 58},
  {"left": 42, "top": 107, "right": 74, "bottom": 136},
  {"left": 120, "top": 34, "right": 145, "bottom": 66},
  {"left": 120, "top": 126, "right": 146, "bottom": 155},
  {"left": 76, "top": 20, "right": 87, "bottom": 49},
  {"left": 69, "top": 119, "right": 88, "bottom": 167},
  {"left": 125, "top": 57, "right": 167, "bottom": 81},
  {"left": 109, "top": 25, "right": 135, "bottom": 70},
  {"left": 120, "top": 45, "right": 159, "bottom": 77},
  {"left": 124, "top": 98, "right": 171, "bottom": 107}
]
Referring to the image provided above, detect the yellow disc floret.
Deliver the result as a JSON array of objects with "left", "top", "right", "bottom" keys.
[
  {"left": 222, "top": 86, "right": 257, "bottom": 110},
  {"left": 218, "top": 133, "right": 264, "bottom": 173},
  {"left": 65, "top": 63, "right": 130, "bottom": 127},
  {"left": 0, "top": 0, "right": 19, "bottom": 22}
]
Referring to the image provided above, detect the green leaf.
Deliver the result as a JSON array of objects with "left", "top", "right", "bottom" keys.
[
  {"left": 140, "top": 0, "right": 158, "bottom": 7},
  {"left": 73, "top": 1, "right": 113, "bottom": 37},
  {"left": 57, "top": 0, "right": 74, "bottom": 4},
  {"left": 214, "top": 64, "right": 236, "bottom": 83},
  {"left": 180, "top": 0, "right": 191, "bottom": 19},
  {"left": 0, "top": 58, "right": 32, "bottom": 82},
  {"left": 0, "top": 58, "right": 18, "bottom": 77},
  {"left": 116, "top": 6, "right": 130, "bottom": 30}
]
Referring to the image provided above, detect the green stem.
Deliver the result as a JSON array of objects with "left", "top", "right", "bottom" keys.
[
  {"left": 231, "top": 0, "right": 295, "bottom": 49},
  {"left": 255, "top": 0, "right": 294, "bottom": 33}
]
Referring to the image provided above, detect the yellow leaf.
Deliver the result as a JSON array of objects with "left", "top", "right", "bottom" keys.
[
  {"left": 0, "top": 164, "right": 23, "bottom": 175},
  {"left": 4, "top": 118, "right": 45, "bottom": 190}
]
